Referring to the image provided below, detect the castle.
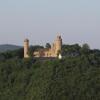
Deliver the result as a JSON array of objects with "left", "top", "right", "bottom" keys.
[{"left": 24, "top": 35, "right": 62, "bottom": 59}]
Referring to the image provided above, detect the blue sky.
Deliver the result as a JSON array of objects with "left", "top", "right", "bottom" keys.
[{"left": 0, "top": 0, "right": 100, "bottom": 49}]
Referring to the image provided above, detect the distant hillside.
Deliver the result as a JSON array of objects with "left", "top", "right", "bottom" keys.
[{"left": 0, "top": 44, "right": 22, "bottom": 52}]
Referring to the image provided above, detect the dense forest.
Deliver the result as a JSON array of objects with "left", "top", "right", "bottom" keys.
[{"left": 0, "top": 44, "right": 100, "bottom": 100}]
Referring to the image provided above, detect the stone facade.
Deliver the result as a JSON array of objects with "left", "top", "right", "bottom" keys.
[
  {"left": 24, "top": 35, "right": 62, "bottom": 58},
  {"left": 24, "top": 39, "right": 29, "bottom": 58}
]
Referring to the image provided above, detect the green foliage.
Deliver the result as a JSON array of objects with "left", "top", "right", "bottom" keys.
[
  {"left": 45, "top": 43, "right": 51, "bottom": 49},
  {"left": 62, "top": 44, "right": 81, "bottom": 57},
  {"left": 80, "top": 43, "right": 90, "bottom": 55},
  {"left": 0, "top": 44, "right": 100, "bottom": 100},
  {"left": 0, "top": 48, "right": 24, "bottom": 61}
]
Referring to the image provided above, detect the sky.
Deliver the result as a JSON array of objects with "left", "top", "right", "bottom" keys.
[{"left": 0, "top": 0, "right": 100, "bottom": 49}]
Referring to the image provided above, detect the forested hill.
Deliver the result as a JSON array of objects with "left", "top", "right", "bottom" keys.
[
  {"left": 0, "top": 44, "right": 100, "bottom": 100},
  {"left": 0, "top": 44, "right": 21, "bottom": 52}
]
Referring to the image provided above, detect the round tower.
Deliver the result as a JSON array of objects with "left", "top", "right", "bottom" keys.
[
  {"left": 55, "top": 35, "right": 62, "bottom": 56},
  {"left": 24, "top": 39, "right": 29, "bottom": 58}
]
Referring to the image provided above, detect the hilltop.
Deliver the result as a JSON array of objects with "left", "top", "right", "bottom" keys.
[{"left": 0, "top": 44, "right": 100, "bottom": 100}]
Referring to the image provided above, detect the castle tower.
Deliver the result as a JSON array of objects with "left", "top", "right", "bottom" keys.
[
  {"left": 55, "top": 35, "right": 62, "bottom": 56},
  {"left": 24, "top": 39, "right": 29, "bottom": 58}
]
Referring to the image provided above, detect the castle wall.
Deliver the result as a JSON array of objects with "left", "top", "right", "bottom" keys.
[
  {"left": 24, "top": 35, "right": 62, "bottom": 58},
  {"left": 54, "top": 36, "right": 62, "bottom": 55},
  {"left": 24, "top": 39, "right": 29, "bottom": 58}
]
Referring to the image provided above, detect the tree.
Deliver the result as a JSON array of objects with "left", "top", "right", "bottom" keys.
[
  {"left": 28, "top": 49, "right": 33, "bottom": 57},
  {"left": 45, "top": 43, "right": 51, "bottom": 49},
  {"left": 82, "top": 43, "right": 90, "bottom": 50},
  {"left": 80, "top": 43, "right": 90, "bottom": 54}
]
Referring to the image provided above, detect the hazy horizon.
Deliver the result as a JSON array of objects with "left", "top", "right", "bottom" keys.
[{"left": 0, "top": 0, "right": 100, "bottom": 49}]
